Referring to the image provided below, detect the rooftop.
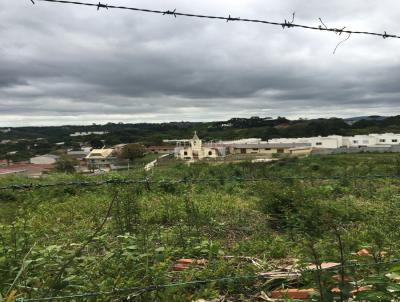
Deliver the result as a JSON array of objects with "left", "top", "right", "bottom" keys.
[
  {"left": 68, "top": 150, "right": 90, "bottom": 155},
  {"left": 86, "top": 148, "right": 114, "bottom": 158},
  {"left": 31, "top": 154, "right": 59, "bottom": 159}
]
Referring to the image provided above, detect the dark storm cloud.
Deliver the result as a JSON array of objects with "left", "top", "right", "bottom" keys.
[{"left": 1, "top": 0, "right": 400, "bottom": 126}]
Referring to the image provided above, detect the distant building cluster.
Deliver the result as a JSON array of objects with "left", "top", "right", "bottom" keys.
[
  {"left": 171, "top": 132, "right": 400, "bottom": 161},
  {"left": 69, "top": 131, "right": 108, "bottom": 137},
  {"left": 2, "top": 131, "right": 400, "bottom": 177},
  {"left": 173, "top": 132, "right": 312, "bottom": 161}
]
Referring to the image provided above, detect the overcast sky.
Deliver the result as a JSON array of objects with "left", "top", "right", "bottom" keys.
[{"left": 1, "top": 0, "right": 400, "bottom": 126}]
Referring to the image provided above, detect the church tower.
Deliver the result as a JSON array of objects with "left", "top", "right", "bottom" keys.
[{"left": 191, "top": 131, "right": 202, "bottom": 151}]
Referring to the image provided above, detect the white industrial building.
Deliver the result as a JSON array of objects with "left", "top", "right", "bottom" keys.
[
  {"left": 268, "top": 136, "right": 342, "bottom": 149},
  {"left": 268, "top": 133, "right": 400, "bottom": 149},
  {"left": 370, "top": 133, "right": 400, "bottom": 145},
  {"left": 217, "top": 138, "right": 262, "bottom": 145}
]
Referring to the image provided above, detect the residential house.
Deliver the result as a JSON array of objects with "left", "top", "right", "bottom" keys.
[{"left": 85, "top": 148, "right": 116, "bottom": 170}]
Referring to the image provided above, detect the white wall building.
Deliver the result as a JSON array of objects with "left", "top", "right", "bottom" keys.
[
  {"left": 268, "top": 136, "right": 342, "bottom": 149},
  {"left": 30, "top": 154, "right": 59, "bottom": 165},
  {"left": 342, "top": 135, "right": 378, "bottom": 148},
  {"left": 217, "top": 138, "right": 262, "bottom": 145},
  {"left": 371, "top": 133, "right": 400, "bottom": 145},
  {"left": 268, "top": 133, "right": 400, "bottom": 149}
]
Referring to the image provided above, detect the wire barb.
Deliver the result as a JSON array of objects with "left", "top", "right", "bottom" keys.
[
  {"left": 383, "top": 31, "right": 389, "bottom": 39},
  {"left": 282, "top": 12, "right": 295, "bottom": 29},
  {"left": 97, "top": 2, "right": 108, "bottom": 11},
  {"left": 226, "top": 14, "right": 240, "bottom": 22},
  {"left": 163, "top": 9, "right": 177, "bottom": 18},
  {"left": 334, "top": 26, "right": 346, "bottom": 35},
  {"left": 318, "top": 18, "right": 328, "bottom": 29}
]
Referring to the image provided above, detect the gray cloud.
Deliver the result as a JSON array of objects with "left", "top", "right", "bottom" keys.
[{"left": 0, "top": 0, "right": 400, "bottom": 126}]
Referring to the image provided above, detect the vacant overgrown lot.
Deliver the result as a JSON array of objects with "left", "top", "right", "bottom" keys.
[{"left": 2, "top": 153, "right": 400, "bottom": 301}]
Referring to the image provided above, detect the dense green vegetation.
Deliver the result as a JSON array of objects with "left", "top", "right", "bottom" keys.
[
  {"left": 2, "top": 115, "right": 400, "bottom": 162},
  {"left": 2, "top": 154, "right": 400, "bottom": 301},
  {"left": 118, "top": 144, "right": 146, "bottom": 161}
]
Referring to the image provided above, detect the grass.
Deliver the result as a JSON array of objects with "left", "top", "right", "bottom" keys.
[{"left": 1, "top": 153, "right": 400, "bottom": 301}]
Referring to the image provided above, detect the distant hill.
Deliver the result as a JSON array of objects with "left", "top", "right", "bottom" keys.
[{"left": 344, "top": 115, "right": 388, "bottom": 125}]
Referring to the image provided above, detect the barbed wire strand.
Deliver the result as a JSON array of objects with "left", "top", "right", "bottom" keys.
[
  {"left": 14, "top": 258, "right": 400, "bottom": 301},
  {"left": 1, "top": 174, "right": 400, "bottom": 191},
  {"left": 29, "top": 0, "right": 400, "bottom": 39}
]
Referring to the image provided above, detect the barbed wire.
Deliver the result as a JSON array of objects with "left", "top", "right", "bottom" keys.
[
  {"left": 1, "top": 174, "right": 399, "bottom": 191},
  {"left": 14, "top": 258, "right": 400, "bottom": 301},
  {"left": 29, "top": 0, "right": 400, "bottom": 40}
]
